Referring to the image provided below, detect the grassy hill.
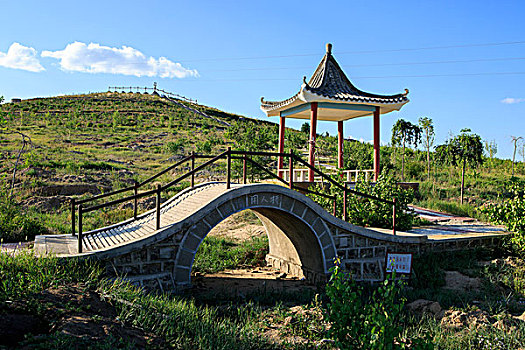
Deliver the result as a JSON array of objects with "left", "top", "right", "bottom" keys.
[
  {"left": 0, "top": 92, "right": 287, "bottom": 238},
  {"left": 1, "top": 91, "right": 524, "bottom": 240}
]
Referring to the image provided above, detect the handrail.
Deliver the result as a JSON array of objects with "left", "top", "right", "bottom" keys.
[
  {"left": 161, "top": 150, "right": 229, "bottom": 191},
  {"left": 76, "top": 184, "right": 136, "bottom": 205},
  {"left": 293, "top": 155, "right": 393, "bottom": 205},
  {"left": 139, "top": 154, "right": 193, "bottom": 187},
  {"left": 72, "top": 148, "right": 398, "bottom": 253}
]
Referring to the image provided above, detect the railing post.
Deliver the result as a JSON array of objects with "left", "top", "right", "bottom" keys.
[
  {"left": 156, "top": 184, "right": 161, "bottom": 230},
  {"left": 243, "top": 154, "right": 247, "bottom": 184},
  {"left": 78, "top": 205, "right": 83, "bottom": 253},
  {"left": 343, "top": 188, "right": 347, "bottom": 221},
  {"left": 226, "top": 147, "right": 231, "bottom": 189},
  {"left": 333, "top": 197, "right": 336, "bottom": 216},
  {"left": 71, "top": 198, "right": 76, "bottom": 236},
  {"left": 392, "top": 198, "right": 397, "bottom": 236},
  {"left": 133, "top": 181, "right": 138, "bottom": 220},
  {"left": 191, "top": 151, "right": 195, "bottom": 188},
  {"left": 289, "top": 150, "right": 294, "bottom": 189}
]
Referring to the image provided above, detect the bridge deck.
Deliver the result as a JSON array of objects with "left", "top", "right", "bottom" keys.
[
  {"left": 36, "top": 183, "right": 232, "bottom": 256},
  {"left": 35, "top": 182, "right": 509, "bottom": 257}
]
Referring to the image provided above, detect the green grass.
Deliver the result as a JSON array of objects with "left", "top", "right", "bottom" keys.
[
  {"left": 415, "top": 198, "right": 484, "bottom": 219},
  {"left": 0, "top": 250, "right": 101, "bottom": 301},
  {"left": 193, "top": 235, "right": 269, "bottom": 273}
]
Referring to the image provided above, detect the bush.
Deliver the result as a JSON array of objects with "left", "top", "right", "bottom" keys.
[
  {"left": 479, "top": 181, "right": 525, "bottom": 254},
  {"left": 0, "top": 198, "right": 48, "bottom": 242},
  {"left": 309, "top": 172, "right": 416, "bottom": 230},
  {"left": 325, "top": 260, "right": 412, "bottom": 349}
]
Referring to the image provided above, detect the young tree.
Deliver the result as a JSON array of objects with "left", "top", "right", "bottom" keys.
[
  {"left": 518, "top": 142, "right": 525, "bottom": 163},
  {"left": 391, "top": 119, "right": 421, "bottom": 181},
  {"left": 418, "top": 117, "right": 435, "bottom": 180},
  {"left": 484, "top": 139, "right": 498, "bottom": 169},
  {"left": 300, "top": 122, "right": 310, "bottom": 134},
  {"left": 440, "top": 129, "right": 484, "bottom": 204},
  {"left": 511, "top": 136, "right": 523, "bottom": 177}
]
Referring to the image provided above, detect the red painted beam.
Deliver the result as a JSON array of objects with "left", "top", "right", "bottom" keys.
[
  {"left": 338, "top": 121, "right": 344, "bottom": 169},
  {"left": 308, "top": 102, "right": 318, "bottom": 182},
  {"left": 278, "top": 115, "right": 285, "bottom": 177},
  {"left": 373, "top": 107, "right": 380, "bottom": 181}
]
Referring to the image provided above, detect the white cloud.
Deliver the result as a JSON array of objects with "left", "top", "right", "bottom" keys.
[
  {"left": 42, "top": 42, "right": 198, "bottom": 78},
  {"left": 501, "top": 97, "right": 525, "bottom": 104},
  {"left": 0, "top": 43, "right": 44, "bottom": 72}
]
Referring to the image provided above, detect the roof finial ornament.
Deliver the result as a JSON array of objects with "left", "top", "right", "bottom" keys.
[
  {"left": 261, "top": 97, "right": 266, "bottom": 103},
  {"left": 326, "top": 43, "right": 332, "bottom": 54},
  {"left": 403, "top": 88, "right": 409, "bottom": 95},
  {"left": 302, "top": 76, "right": 310, "bottom": 88}
]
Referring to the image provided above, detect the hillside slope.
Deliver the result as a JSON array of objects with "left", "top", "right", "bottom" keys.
[{"left": 0, "top": 92, "right": 285, "bottom": 237}]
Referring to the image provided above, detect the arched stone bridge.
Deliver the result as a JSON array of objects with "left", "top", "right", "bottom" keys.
[{"left": 35, "top": 182, "right": 500, "bottom": 292}]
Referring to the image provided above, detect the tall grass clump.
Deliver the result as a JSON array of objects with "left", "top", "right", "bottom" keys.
[
  {"left": 0, "top": 250, "right": 101, "bottom": 301},
  {"left": 100, "top": 279, "right": 276, "bottom": 350},
  {"left": 0, "top": 194, "right": 48, "bottom": 242}
]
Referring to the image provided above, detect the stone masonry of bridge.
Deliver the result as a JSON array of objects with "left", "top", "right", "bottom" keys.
[{"left": 35, "top": 182, "right": 505, "bottom": 293}]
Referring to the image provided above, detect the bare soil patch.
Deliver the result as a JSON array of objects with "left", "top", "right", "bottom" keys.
[{"left": 0, "top": 283, "right": 165, "bottom": 349}]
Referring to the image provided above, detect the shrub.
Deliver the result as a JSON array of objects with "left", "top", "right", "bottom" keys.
[
  {"left": 309, "top": 172, "right": 416, "bottom": 230},
  {"left": 0, "top": 197, "right": 48, "bottom": 242},
  {"left": 479, "top": 181, "right": 525, "bottom": 254},
  {"left": 325, "top": 260, "right": 413, "bottom": 349}
]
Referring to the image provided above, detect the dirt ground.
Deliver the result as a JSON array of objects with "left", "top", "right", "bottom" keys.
[{"left": 0, "top": 283, "right": 165, "bottom": 349}]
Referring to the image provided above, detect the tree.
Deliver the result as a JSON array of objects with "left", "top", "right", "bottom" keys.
[
  {"left": 511, "top": 136, "right": 523, "bottom": 177},
  {"left": 0, "top": 96, "right": 4, "bottom": 104},
  {"left": 300, "top": 122, "right": 310, "bottom": 134},
  {"left": 438, "top": 129, "right": 484, "bottom": 204},
  {"left": 418, "top": 117, "right": 434, "bottom": 180},
  {"left": 484, "top": 139, "right": 498, "bottom": 169},
  {"left": 518, "top": 142, "right": 525, "bottom": 163},
  {"left": 391, "top": 119, "right": 421, "bottom": 181}
]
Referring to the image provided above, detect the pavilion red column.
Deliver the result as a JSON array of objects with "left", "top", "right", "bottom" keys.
[
  {"left": 278, "top": 115, "right": 285, "bottom": 177},
  {"left": 308, "top": 102, "right": 318, "bottom": 182},
  {"left": 373, "top": 106, "right": 380, "bottom": 181},
  {"left": 338, "top": 121, "right": 344, "bottom": 169}
]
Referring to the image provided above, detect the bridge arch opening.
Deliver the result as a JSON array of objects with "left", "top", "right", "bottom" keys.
[{"left": 175, "top": 199, "right": 333, "bottom": 289}]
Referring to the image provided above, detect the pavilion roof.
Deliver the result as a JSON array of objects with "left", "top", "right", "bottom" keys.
[{"left": 260, "top": 44, "right": 409, "bottom": 120}]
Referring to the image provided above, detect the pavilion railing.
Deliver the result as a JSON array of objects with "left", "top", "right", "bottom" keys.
[
  {"left": 71, "top": 149, "right": 397, "bottom": 253},
  {"left": 279, "top": 168, "right": 375, "bottom": 183}
]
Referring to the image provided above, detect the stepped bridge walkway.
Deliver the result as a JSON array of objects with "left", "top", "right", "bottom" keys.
[{"left": 35, "top": 150, "right": 508, "bottom": 292}]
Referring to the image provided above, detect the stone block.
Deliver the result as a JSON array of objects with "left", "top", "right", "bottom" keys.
[
  {"left": 205, "top": 208, "right": 223, "bottom": 228},
  {"left": 175, "top": 268, "right": 190, "bottom": 283},
  {"left": 143, "top": 263, "right": 162, "bottom": 274},
  {"left": 302, "top": 208, "right": 317, "bottom": 225},
  {"left": 291, "top": 200, "right": 307, "bottom": 219},
  {"left": 149, "top": 247, "right": 160, "bottom": 260},
  {"left": 183, "top": 232, "right": 203, "bottom": 253},
  {"left": 360, "top": 248, "right": 374, "bottom": 258},
  {"left": 177, "top": 249, "right": 195, "bottom": 268},
  {"left": 280, "top": 195, "right": 294, "bottom": 212},
  {"left": 312, "top": 219, "right": 326, "bottom": 236},
  {"left": 159, "top": 247, "right": 174, "bottom": 259},
  {"left": 346, "top": 248, "right": 359, "bottom": 259},
  {"left": 218, "top": 201, "right": 234, "bottom": 218},
  {"left": 319, "top": 232, "right": 332, "bottom": 250}
]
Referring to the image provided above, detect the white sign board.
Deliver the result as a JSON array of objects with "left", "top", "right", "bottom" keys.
[{"left": 385, "top": 252, "right": 412, "bottom": 274}]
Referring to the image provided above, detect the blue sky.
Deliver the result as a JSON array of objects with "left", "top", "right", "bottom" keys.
[{"left": 1, "top": 0, "right": 524, "bottom": 159}]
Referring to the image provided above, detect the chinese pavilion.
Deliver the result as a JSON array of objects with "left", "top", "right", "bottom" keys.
[{"left": 260, "top": 43, "right": 409, "bottom": 182}]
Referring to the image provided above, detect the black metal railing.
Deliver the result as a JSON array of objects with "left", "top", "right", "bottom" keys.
[{"left": 71, "top": 148, "right": 397, "bottom": 253}]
